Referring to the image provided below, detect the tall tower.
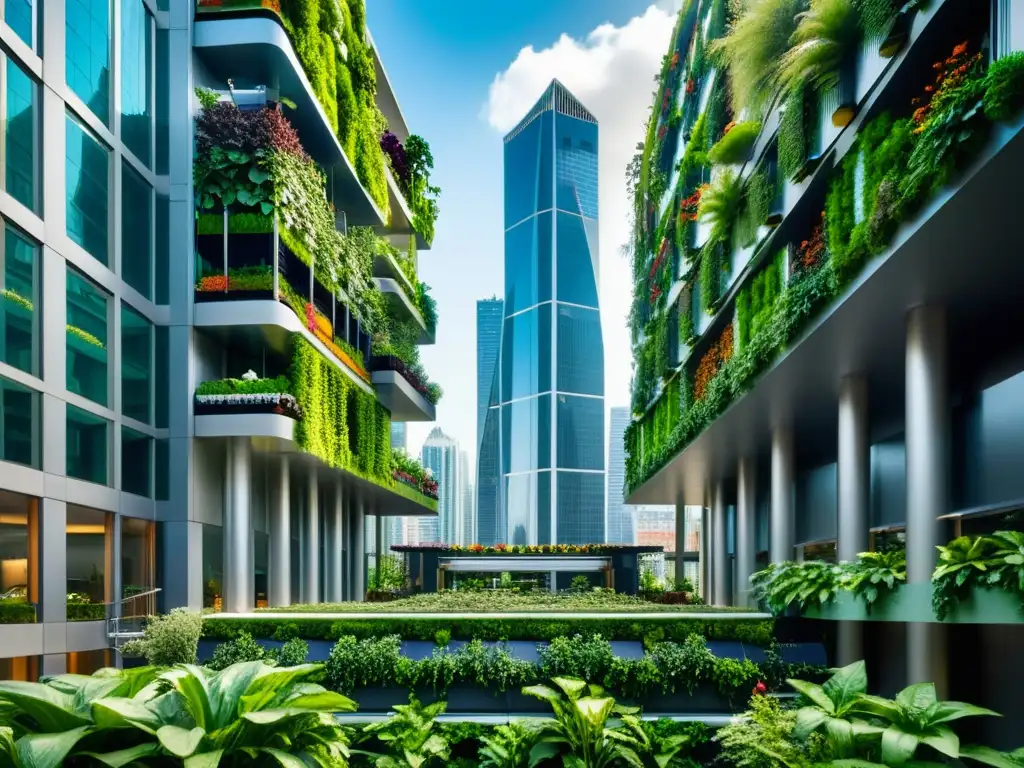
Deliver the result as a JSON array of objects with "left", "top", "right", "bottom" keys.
[
  {"left": 476, "top": 297, "right": 504, "bottom": 544},
  {"left": 607, "top": 407, "right": 634, "bottom": 543},
  {"left": 459, "top": 449, "right": 475, "bottom": 544},
  {"left": 498, "top": 80, "right": 604, "bottom": 545},
  {"left": 420, "top": 427, "right": 460, "bottom": 544}
]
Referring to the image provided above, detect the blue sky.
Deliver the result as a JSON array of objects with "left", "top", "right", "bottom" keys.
[{"left": 366, "top": 1, "right": 680, "bottom": 467}]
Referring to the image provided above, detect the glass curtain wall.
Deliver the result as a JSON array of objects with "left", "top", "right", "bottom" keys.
[{"left": 66, "top": 505, "right": 110, "bottom": 620}]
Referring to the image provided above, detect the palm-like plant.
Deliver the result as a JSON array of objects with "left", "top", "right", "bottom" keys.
[
  {"left": 356, "top": 694, "right": 449, "bottom": 768},
  {"left": 778, "top": 0, "right": 862, "bottom": 95},
  {"left": 698, "top": 170, "right": 744, "bottom": 246},
  {"left": 524, "top": 676, "right": 648, "bottom": 767}
]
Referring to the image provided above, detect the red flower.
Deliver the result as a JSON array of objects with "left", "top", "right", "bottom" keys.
[
  {"left": 686, "top": 78, "right": 696, "bottom": 95},
  {"left": 753, "top": 681, "right": 767, "bottom": 696},
  {"left": 304, "top": 302, "right": 316, "bottom": 333}
]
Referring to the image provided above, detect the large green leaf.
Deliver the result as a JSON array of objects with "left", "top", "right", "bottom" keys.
[
  {"left": 91, "top": 697, "right": 163, "bottom": 732},
  {"left": 552, "top": 678, "right": 587, "bottom": 700},
  {"left": 824, "top": 661, "right": 868, "bottom": 713},
  {"left": 787, "top": 679, "right": 835, "bottom": 713},
  {"left": 522, "top": 685, "right": 561, "bottom": 703},
  {"left": 528, "top": 740, "right": 560, "bottom": 767},
  {"left": 0, "top": 682, "right": 90, "bottom": 733},
  {"left": 184, "top": 749, "right": 224, "bottom": 768},
  {"left": 157, "top": 725, "right": 206, "bottom": 758},
  {"left": 15, "top": 726, "right": 92, "bottom": 768},
  {"left": 881, "top": 726, "right": 920, "bottom": 767},
  {"left": 959, "top": 744, "right": 1024, "bottom": 768},
  {"left": 929, "top": 700, "right": 1001, "bottom": 725},
  {"left": 259, "top": 747, "right": 307, "bottom": 767},
  {"left": 208, "top": 662, "right": 268, "bottom": 726},
  {"left": 81, "top": 743, "right": 161, "bottom": 767},
  {"left": 825, "top": 716, "right": 856, "bottom": 756},
  {"left": 164, "top": 667, "right": 215, "bottom": 732},
  {"left": 853, "top": 693, "right": 900, "bottom": 721},
  {"left": 575, "top": 697, "right": 614, "bottom": 729},
  {"left": 793, "top": 707, "right": 828, "bottom": 739},
  {"left": 921, "top": 727, "right": 959, "bottom": 759},
  {"left": 896, "top": 683, "right": 937, "bottom": 717}
]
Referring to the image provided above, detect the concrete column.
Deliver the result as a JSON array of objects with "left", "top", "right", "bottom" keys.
[
  {"left": 735, "top": 457, "right": 756, "bottom": 607},
  {"left": 700, "top": 505, "right": 710, "bottom": 601},
  {"left": 324, "top": 482, "right": 344, "bottom": 602},
  {"left": 712, "top": 480, "right": 728, "bottom": 606},
  {"left": 374, "top": 514, "right": 384, "bottom": 590},
  {"left": 674, "top": 493, "right": 686, "bottom": 588},
  {"left": 836, "top": 375, "right": 869, "bottom": 666},
  {"left": 268, "top": 455, "right": 290, "bottom": 607},
  {"left": 906, "top": 306, "right": 949, "bottom": 693},
  {"left": 38, "top": 498, "right": 67, "bottom": 624},
  {"left": 353, "top": 498, "right": 366, "bottom": 601},
  {"left": 770, "top": 425, "right": 795, "bottom": 563},
  {"left": 223, "top": 438, "right": 253, "bottom": 613},
  {"left": 301, "top": 467, "right": 320, "bottom": 604}
]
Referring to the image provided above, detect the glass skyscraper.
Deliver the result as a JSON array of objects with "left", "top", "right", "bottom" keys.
[
  {"left": 476, "top": 298, "right": 503, "bottom": 545},
  {"left": 498, "top": 80, "right": 605, "bottom": 545}
]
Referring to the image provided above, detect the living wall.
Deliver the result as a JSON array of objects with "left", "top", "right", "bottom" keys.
[{"left": 624, "top": 0, "right": 1024, "bottom": 494}]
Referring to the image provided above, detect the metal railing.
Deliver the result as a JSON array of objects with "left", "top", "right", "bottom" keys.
[{"left": 106, "top": 588, "right": 162, "bottom": 650}]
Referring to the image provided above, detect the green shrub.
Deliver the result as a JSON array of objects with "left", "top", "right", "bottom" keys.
[
  {"left": 984, "top": 51, "right": 1024, "bottom": 121},
  {"left": 206, "top": 631, "right": 267, "bottom": 671},
  {"left": 707, "top": 121, "right": 761, "bottom": 165},
  {"left": 123, "top": 608, "right": 203, "bottom": 666},
  {"left": 275, "top": 636, "right": 310, "bottom": 666}
]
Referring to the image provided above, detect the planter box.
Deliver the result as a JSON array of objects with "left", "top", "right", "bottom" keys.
[
  {"left": 194, "top": 400, "right": 300, "bottom": 419},
  {"left": 629, "top": 684, "right": 733, "bottom": 715},
  {"left": 802, "top": 583, "right": 1024, "bottom": 624},
  {"left": 194, "top": 288, "right": 274, "bottom": 303}
]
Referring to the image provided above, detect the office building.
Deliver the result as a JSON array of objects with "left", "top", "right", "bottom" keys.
[
  {"left": 606, "top": 407, "right": 634, "bottom": 543},
  {"left": 459, "top": 449, "right": 475, "bottom": 545},
  {"left": 475, "top": 297, "right": 503, "bottom": 544},
  {"left": 0, "top": 0, "right": 440, "bottom": 678},
  {"left": 421, "top": 427, "right": 460, "bottom": 544},
  {"left": 498, "top": 79, "right": 605, "bottom": 545},
  {"left": 626, "top": 0, "right": 1024, "bottom": 738}
]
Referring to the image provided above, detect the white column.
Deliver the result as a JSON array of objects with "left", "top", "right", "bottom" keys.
[
  {"left": 711, "top": 480, "right": 728, "bottom": 606},
  {"left": 700, "top": 505, "right": 710, "bottom": 601},
  {"left": 735, "top": 457, "right": 756, "bottom": 607},
  {"left": 224, "top": 438, "right": 253, "bottom": 613},
  {"left": 324, "top": 481, "right": 344, "bottom": 602},
  {"left": 674, "top": 492, "right": 686, "bottom": 587},
  {"left": 837, "top": 375, "right": 869, "bottom": 666},
  {"left": 770, "top": 425, "right": 795, "bottom": 563},
  {"left": 268, "top": 455, "right": 290, "bottom": 607},
  {"left": 906, "top": 306, "right": 949, "bottom": 693},
  {"left": 353, "top": 497, "right": 366, "bottom": 601},
  {"left": 374, "top": 514, "right": 384, "bottom": 590},
  {"left": 301, "top": 467, "right": 320, "bottom": 604}
]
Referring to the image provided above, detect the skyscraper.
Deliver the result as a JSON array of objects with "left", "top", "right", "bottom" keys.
[
  {"left": 390, "top": 422, "right": 407, "bottom": 451},
  {"left": 421, "top": 427, "right": 461, "bottom": 544},
  {"left": 459, "top": 449, "right": 475, "bottom": 544},
  {"left": 476, "top": 297, "right": 504, "bottom": 544},
  {"left": 498, "top": 80, "right": 605, "bottom": 545},
  {"left": 607, "top": 407, "right": 634, "bottom": 543}
]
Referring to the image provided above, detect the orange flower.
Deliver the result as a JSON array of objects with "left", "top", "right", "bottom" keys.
[
  {"left": 198, "top": 275, "right": 227, "bottom": 292},
  {"left": 694, "top": 324, "right": 734, "bottom": 401},
  {"left": 951, "top": 41, "right": 968, "bottom": 57}
]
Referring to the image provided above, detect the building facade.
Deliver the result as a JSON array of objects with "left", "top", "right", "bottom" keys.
[
  {"left": 606, "top": 407, "right": 634, "bottom": 543},
  {"left": 421, "top": 427, "right": 460, "bottom": 544},
  {"left": 475, "top": 297, "right": 503, "bottom": 544},
  {"left": 458, "top": 449, "right": 474, "bottom": 545},
  {"left": 625, "top": 0, "right": 1024, "bottom": 742},
  {"left": 0, "top": 0, "right": 440, "bottom": 679},
  {"left": 498, "top": 79, "right": 605, "bottom": 546}
]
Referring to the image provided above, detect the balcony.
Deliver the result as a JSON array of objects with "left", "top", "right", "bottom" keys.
[
  {"left": 380, "top": 165, "right": 429, "bottom": 252},
  {"left": 373, "top": 277, "right": 434, "bottom": 345},
  {"left": 369, "top": 356, "right": 437, "bottom": 422},
  {"left": 191, "top": 15, "right": 385, "bottom": 228}
]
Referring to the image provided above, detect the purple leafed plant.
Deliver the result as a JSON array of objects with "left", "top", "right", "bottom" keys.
[{"left": 380, "top": 131, "right": 410, "bottom": 186}]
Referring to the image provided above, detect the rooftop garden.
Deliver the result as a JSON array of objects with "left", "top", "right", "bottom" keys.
[
  {"left": 624, "top": 0, "right": 1024, "bottom": 495},
  {"left": 194, "top": 0, "right": 440, "bottom": 244}
]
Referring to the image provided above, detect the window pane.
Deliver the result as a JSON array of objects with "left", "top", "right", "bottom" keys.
[
  {"left": 500, "top": 304, "right": 551, "bottom": 401},
  {"left": 556, "top": 394, "right": 604, "bottom": 470},
  {"left": 121, "top": 303, "right": 151, "bottom": 423},
  {"left": 0, "top": 376, "right": 37, "bottom": 467},
  {"left": 66, "top": 269, "right": 109, "bottom": 406},
  {"left": 5, "top": 58, "right": 38, "bottom": 212},
  {"left": 0, "top": 490, "right": 36, "bottom": 624},
  {"left": 66, "top": 404, "right": 109, "bottom": 485},
  {"left": 503, "top": 111, "right": 552, "bottom": 227},
  {"left": 202, "top": 523, "right": 222, "bottom": 611},
  {"left": 120, "top": 0, "right": 151, "bottom": 165},
  {"left": 500, "top": 393, "right": 550, "bottom": 474},
  {"left": 65, "top": 115, "right": 110, "bottom": 264},
  {"left": 556, "top": 305, "right": 603, "bottom": 396},
  {"left": 2, "top": 0, "right": 34, "bottom": 49},
  {"left": 65, "top": 0, "right": 110, "bottom": 124},
  {"left": 122, "top": 163, "right": 152, "bottom": 298},
  {"left": 556, "top": 212, "right": 599, "bottom": 307},
  {"left": 556, "top": 471, "right": 604, "bottom": 544},
  {"left": 1, "top": 225, "right": 39, "bottom": 376},
  {"left": 66, "top": 505, "right": 108, "bottom": 620},
  {"left": 503, "top": 211, "right": 552, "bottom": 316},
  {"left": 121, "top": 517, "right": 154, "bottom": 613},
  {"left": 554, "top": 113, "right": 598, "bottom": 218},
  {"left": 121, "top": 426, "right": 151, "bottom": 497}
]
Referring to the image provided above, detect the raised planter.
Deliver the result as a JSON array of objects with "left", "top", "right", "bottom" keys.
[
  {"left": 801, "top": 583, "right": 1024, "bottom": 624},
  {"left": 194, "top": 393, "right": 301, "bottom": 420},
  {"left": 370, "top": 355, "right": 432, "bottom": 401}
]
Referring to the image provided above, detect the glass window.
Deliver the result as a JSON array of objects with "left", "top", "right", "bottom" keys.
[
  {"left": 0, "top": 375, "right": 37, "bottom": 467},
  {"left": 65, "top": 115, "right": 110, "bottom": 264},
  {"left": 554, "top": 115, "right": 598, "bottom": 218},
  {"left": 121, "top": 516, "right": 154, "bottom": 615},
  {"left": 557, "top": 394, "right": 604, "bottom": 470},
  {"left": 500, "top": 304, "right": 551, "bottom": 401},
  {"left": 2, "top": 0, "right": 34, "bottom": 49},
  {"left": 503, "top": 111, "right": 552, "bottom": 227},
  {"left": 121, "top": 426, "right": 151, "bottom": 497},
  {"left": 66, "top": 649, "right": 112, "bottom": 673},
  {"left": 122, "top": 163, "right": 152, "bottom": 298},
  {"left": 1, "top": 224, "right": 40, "bottom": 375},
  {"left": 4, "top": 57, "right": 39, "bottom": 212},
  {"left": 504, "top": 470, "right": 551, "bottom": 546},
  {"left": 500, "top": 393, "right": 550, "bottom": 474},
  {"left": 66, "top": 404, "right": 109, "bottom": 485},
  {"left": 503, "top": 212, "right": 551, "bottom": 315},
  {"left": 556, "top": 471, "right": 604, "bottom": 544},
  {"left": 121, "top": 303, "right": 151, "bottom": 423},
  {"left": 120, "top": 0, "right": 152, "bottom": 165},
  {"left": 0, "top": 490, "right": 37, "bottom": 623},
  {"left": 556, "top": 305, "right": 603, "bottom": 396},
  {"left": 555, "top": 212, "right": 599, "bottom": 307},
  {"left": 65, "top": 505, "right": 109, "bottom": 620},
  {"left": 65, "top": 0, "right": 110, "bottom": 124},
  {"left": 66, "top": 269, "right": 109, "bottom": 405},
  {"left": 202, "top": 523, "right": 222, "bottom": 611},
  {"left": 0, "top": 656, "right": 39, "bottom": 679}
]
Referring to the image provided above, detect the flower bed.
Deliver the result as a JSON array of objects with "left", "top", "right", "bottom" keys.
[{"left": 195, "top": 375, "right": 302, "bottom": 419}]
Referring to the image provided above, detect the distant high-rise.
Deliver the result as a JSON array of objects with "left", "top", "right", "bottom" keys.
[
  {"left": 421, "top": 427, "right": 461, "bottom": 544},
  {"left": 476, "top": 297, "right": 504, "bottom": 544},
  {"left": 497, "top": 79, "right": 605, "bottom": 545},
  {"left": 390, "top": 422, "right": 406, "bottom": 451},
  {"left": 459, "top": 450, "right": 475, "bottom": 544},
  {"left": 607, "top": 407, "right": 634, "bottom": 543}
]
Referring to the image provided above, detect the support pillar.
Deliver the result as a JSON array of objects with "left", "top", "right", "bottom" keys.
[
  {"left": 711, "top": 480, "right": 728, "bottom": 606},
  {"left": 699, "top": 505, "right": 710, "bottom": 601},
  {"left": 268, "top": 455, "right": 290, "bottom": 607},
  {"left": 837, "top": 375, "right": 869, "bottom": 665},
  {"left": 735, "top": 457, "right": 756, "bottom": 607},
  {"left": 906, "top": 306, "right": 949, "bottom": 693},
  {"left": 674, "top": 492, "right": 686, "bottom": 589},
  {"left": 770, "top": 425, "right": 795, "bottom": 564},
  {"left": 374, "top": 514, "right": 384, "bottom": 590},
  {"left": 324, "top": 482, "right": 344, "bottom": 602},
  {"left": 353, "top": 498, "right": 366, "bottom": 601},
  {"left": 301, "top": 467, "right": 320, "bottom": 604},
  {"left": 224, "top": 438, "right": 253, "bottom": 613}
]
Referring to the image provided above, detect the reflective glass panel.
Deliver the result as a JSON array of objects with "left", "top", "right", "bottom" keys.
[
  {"left": 65, "top": 0, "right": 110, "bottom": 123},
  {"left": 500, "top": 304, "right": 551, "bottom": 401},
  {"left": 66, "top": 269, "right": 109, "bottom": 406},
  {"left": 556, "top": 471, "right": 604, "bottom": 544},
  {"left": 503, "top": 211, "right": 552, "bottom": 315},
  {"left": 66, "top": 405, "right": 109, "bottom": 485},
  {"left": 555, "top": 212, "right": 598, "bottom": 307},
  {"left": 556, "top": 394, "right": 604, "bottom": 471},
  {"left": 120, "top": 0, "right": 152, "bottom": 165},
  {"left": 503, "top": 111, "right": 552, "bottom": 227},
  {"left": 500, "top": 393, "right": 551, "bottom": 474},
  {"left": 65, "top": 115, "right": 110, "bottom": 264},
  {"left": 121, "top": 303, "right": 152, "bottom": 423},
  {"left": 66, "top": 505, "right": 109, "bottom": 619},
  {"left": 556, "top": 305, "right": 603, "bottom": 396},
  {"left": 1, "top": 225, "right": 39, "bottom": 375},
  {"left": 5, "top": 57, "right": 38, "bottom": 212}
]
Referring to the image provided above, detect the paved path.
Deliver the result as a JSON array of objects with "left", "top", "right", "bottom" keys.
[{"left": 206, "top": 610, "right": 771, "bottom": 621}]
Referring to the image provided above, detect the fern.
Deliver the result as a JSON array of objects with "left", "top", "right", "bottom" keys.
[
  {"left": 778, "top": 0, "right": 862, "bottom": 95},
  {"left": 698, "top": 169, "right": 744, "bottom": 245}
]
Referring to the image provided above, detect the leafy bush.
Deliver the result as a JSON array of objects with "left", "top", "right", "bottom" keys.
[
  {"left": 195, "top": 374, "right": 291, "bottom": 396},
  {"left": 698, "top": 168, "right": 744, "bottom": 245},
  {"left": 707, "top": 120, "right": 762, "bottom": 165},
  {"left": 356, "top": 694, "right": 449, "bottom": 768},
  {"left": 778, "top": 0, "right": 862, "bottom": 95},
  {"left": 121, "top": 608, "right": 202, "bottom": 666},
  {"left": 983, "top": 51, "right": 1024, "bottom": 121},
  {"left": 932, "top": 530, "right": 1024, "bottom": 619},
  {"left": 206, "top": 631, "right": 268, "bottom": 670}
]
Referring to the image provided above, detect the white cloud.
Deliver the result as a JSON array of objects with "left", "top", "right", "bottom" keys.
[{"left": 483, "top": 3, "right": 680, "bottom": 417}]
